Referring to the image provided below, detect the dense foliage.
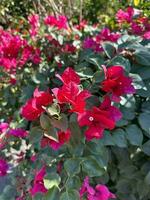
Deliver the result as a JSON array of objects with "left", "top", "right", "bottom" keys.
[{"left": 0, "top": 5, "right": 150, "bottom": 200}]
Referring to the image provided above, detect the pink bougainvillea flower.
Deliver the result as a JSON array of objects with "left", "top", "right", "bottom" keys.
[
  {"left": 93, "top": 184, "right": 116, "bottom": 200},
  {"left": 0, "top": 29, "right": 26, "bottom": 72},
  {"left": 80, "top": 177, "right": 116, "bottom": 200},
  {"left": 56, "top": 67, "right": 80, "bottom": 85},
  {"left": 83, "top": 37, "right": 103, "bottom": 52},
  {"left": 143, "top": 31, "right": 150, "bottom": 39},
  {"left": 53, "top": 82, "right": 91, "bottom": 113},
  {"left": 116, "top": 7, "right": 134, "bottom": 24},
  {"left": 41, "top": 129, "right": 71, "bottom": 150},
  {"left": 131, "top": 22, "right": 143, "bottom": 35},
  {"left": 79, "top": 176, "right": 95, "bottom": 198},
  {"left": 30, "top": 166, "right": 48, "bottom": 196},
  {"left": 8, "top": 128, "right": 28, "bottom": 138},
  {"left": 0, "top": 122, "right": 9, "bottom": 134},
  {"left": 44, "top": 15, "right": 68, "bottom": 30},
  {"left": 78, "top": 96, "right": 122, "bottom": 141},
  {"left": 0, "top": 158, "right": 9, "bottom": 176},
  {"left": 28, "top": 14, "right": 40, "bottom": 37},
  {"left": 101, "top": 66, "right": 135, "bottom": 102},
  {"left": 21, "top": 88, "right": 53, "bottom": 121},
  {"left": 74, "top": 20, "right": 87, "bottom": 30}
]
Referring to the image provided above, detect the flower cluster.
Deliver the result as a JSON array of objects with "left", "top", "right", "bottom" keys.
[
  {"left": 44, "top": 15, "right": 68, "bottom": 30},
  {"left": 80, "top": 177, "right": 116, "bottom": 200},
  {"left": 0, "top": 29, "right": 41, "bottom": 74},
  {"left": 116, "top": 7, "right": 150, "bottom": 38},
  {"left": 53, "top": 67, "right": 91, "bottom": 113},
  {"left": 83, "top": 28, "right": 120, "bottom": 52}
]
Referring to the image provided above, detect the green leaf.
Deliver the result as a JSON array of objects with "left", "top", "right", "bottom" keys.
[
  {"left": 66, "top": 176, "right": 81, "bottom": 190},
  {"left": 142, "top": 140, "right": 150, "bottom": 156},
  {"left": 92, "top": 70, "right": 105, "bottom": 84},
  {"left": 44, "top": 187, "right": 59, "bottom": 200},
  {"left": 44, "top": 173, "right": 61, "bottom": 189},
  {"left": 82, "top": 156, "right": 105, "bottom": 177},
  {"left": 50, "top": 114, "right": 68, "bottom": 131},
  {"left": 112, "top": 129, "right": 127, "bottom": 148},
  {"left": 86, "top": 54, "right": 104, "bottom": 69},
  {"left": 40, "top": 113, "right": 52, "bottom": 130},
  {"left": 29, "top": 127, "right": 43, "bottom": 144},
  {"left": 108, "top": 55, "right": 131, "bottom": 72},
  {"left": 134, "top": 50, "right": 150, "bottom": 66},
  {"left": 47, "top": 103, "right": 60, "bottom": 117},
  {"left": 102, "top": 131, "right": 115, "bottom": 146},
  {"left": 126, "top": 124, "right": 143, "bottom": 146},
  {"left": 64, "top": 158, "right": 81, "bottom": 176},
  {"left": 102, "top": 42, "right": 116, "bottom": 58},
  {"left": 60, "top": 189, "right": 80, "bottom": 200},
  {"left": 138, "top": 113, "right": 150, "bottom": 134},
  {"left": 145, "top": 171, "right": 150, "bottom": 185},
  {"left": 129, "top": 73, "right": 145, "bottom": 89}
]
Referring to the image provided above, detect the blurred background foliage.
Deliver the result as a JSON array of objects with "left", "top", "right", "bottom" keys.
[{"left": 0, "top": 0, "right": 149, "bottom": 28}]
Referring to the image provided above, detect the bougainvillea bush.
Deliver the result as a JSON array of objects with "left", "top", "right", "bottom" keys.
[{"left": 0, "top": 6, "right": 150, "bottom": 200}]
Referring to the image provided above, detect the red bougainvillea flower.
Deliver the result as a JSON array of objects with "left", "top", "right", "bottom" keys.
[
  {"left": 80, "top": 176, "right": 116, "bottom": 200},
  {"left": 0, "top": 158, "right": 9, "bottom": 176},
  {"left": 101, "top": 66, "right": 135, "bottom": 102},
  {"left": 30, "top": 166, "right": 48, "bottom": 196},
  {"left": 116, "top": 7, "right": 134, "bottom": 24},
  {"left": 8, "top": 128, "right": 28, "bottom": 138},
  {"left": 21, "top": 88, "right": 53, "bottom": 121},
  {"left": 62, "top": 44, "right": 77, "bottom": 54},
  {"left": 78, "top": 96, "right": 122, "bottom": 141},
  {"left": 44, "top": 15, "right": 68, "bottom": 30},
  {"left": 56, "top": 67, "right": 80, "bottom": 85},
  {"left": 53, "top": 82, "right": 91, "bottom": 113},
  {"left": 96, "top": 28, "right": 120, "bottom": 43},
  {"left": 41, "top": 129, "right": 71, "bottom": 150},
  {"left": 33, "top": 88, "right": 53, "bottom": 108}
]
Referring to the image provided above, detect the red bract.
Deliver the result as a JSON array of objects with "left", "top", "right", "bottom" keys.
[
  {"left": 41, "top": 129, "right": 71, "bottom": 150},
  {"left": 78, "top": 96, "right": 122, "bottom": 141},
  {"left": 53, "top": 82, "right": 91, "bottom": 113},
  {"left": 30, "top": 166, "right": 48, "bottom": 196},
  {"left": 21, "top": 88, "right": 53, "bottom": 121},
  {"left": 33, "top": 88, "right": 53, "bottom": 108},
  {"left": 21, "top": 98, "right": 43, "bottom": 121},
  {"left": 56, "top": 67, "right": 80, "bottom": 84},
  {"left": 101, "top": 66, "right": 135, "bottom": 102},
  {"left": 0, "top": 158, "right": 9, "bottom": 176},
  {"left": 44, "top": 15, "right": 68, "bottom": 30},
  {"left": 80, "top": 177, "right": 116, "bottom": 200},
  {"left": 96, "top": 28, "right": 120, "bottom": 43},
  {"left": 62, "top": 44, "right": 77, "bottom": 54}
]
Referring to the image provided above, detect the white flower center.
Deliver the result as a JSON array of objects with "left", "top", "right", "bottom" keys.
[{"left": 89, "top": 117, "right": 94, "bottom": 121}]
